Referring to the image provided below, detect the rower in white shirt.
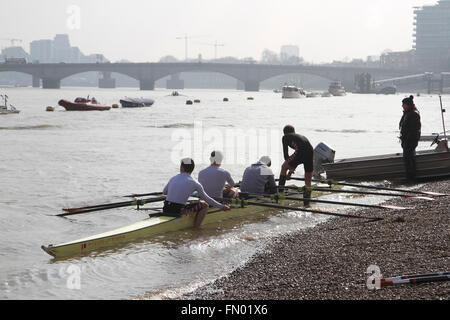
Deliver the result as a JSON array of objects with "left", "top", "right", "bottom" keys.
[
  {"left": 162, "top": 158, "right": 230, "bottom": 228},
  {"left": 198, "top": 151, "right": 238, "bottom": 200}
]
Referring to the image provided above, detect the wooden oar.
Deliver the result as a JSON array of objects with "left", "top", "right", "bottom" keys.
[
  {"left": 264, "top": 193, "right": 413, "bottom": 210},
  {"left": 57, "top": 196, "right": 166, "bottom": 217},
  {"left": 231, "top": 199, "right": 383, "bottom": 221},
  {"left": 289, "top": 177, "right": 447, "bottom": 197},
  {"left": 282, "top": 186, "right": 435, "bottom": 201}
]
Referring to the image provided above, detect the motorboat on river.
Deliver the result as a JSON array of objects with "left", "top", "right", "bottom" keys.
[
  {"left": 282, "top": 85, "right": 306, "bottom": 99},
  {"left": 328, "top": 81, "right": 346, "bottom": 96},
  {"left": 0, "top": 94, "right": 20, "bottom": 114},
  {"left": 58, "top": 97, "right": 111, "bottom": 111},
  {"left": 119, "top": 97, "right": 155, "bottom": 108}
]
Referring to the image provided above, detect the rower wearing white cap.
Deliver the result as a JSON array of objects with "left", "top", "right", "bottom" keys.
[
  {"left": 163, "top": 158, "right": 230, "bottom": 228},
  {"left": 240, "top": 156, "right": 277, "bottom": 195},
  {"left": 198, "top": 151, "right": 238, "bottom": 200}
]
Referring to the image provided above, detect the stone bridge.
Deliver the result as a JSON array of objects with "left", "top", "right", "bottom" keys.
[{"left": 0, "top": 62, "right": 422, "bottom": 91}]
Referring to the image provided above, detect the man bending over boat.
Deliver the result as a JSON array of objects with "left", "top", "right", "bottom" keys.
[
  {"left": 278, "top": 125, "right": 314, "bottom": 205},
  {"left": 198, "top": 150, "right": 238, "bottom": 201},
  {"left": 162, "top": 158, "right": 230, "bottom": 228},
  {"left": 240, "top": 156, "right": 277, "bottom": 196}
]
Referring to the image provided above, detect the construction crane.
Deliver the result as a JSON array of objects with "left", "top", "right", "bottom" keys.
[
  {"left": 196, "top": 41, "right": 225, "bottom": 60},
  {"left": 176, "top": 34, "right": 210, "bottom": 61},
  {"left": 1, "top": 38, "right": 23, "bottom": 47}
]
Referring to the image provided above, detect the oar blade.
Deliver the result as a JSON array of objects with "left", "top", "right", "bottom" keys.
[
  {"left": 405, "top": 195, "right": 434, "bottom": 201},
  {"left": 379, "top": 205, "right": 413, "bottom": 210},
  {"left": 420, "top": 191, "right": 447, "bottom": 196}
]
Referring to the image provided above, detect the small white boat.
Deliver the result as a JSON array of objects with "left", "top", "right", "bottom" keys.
[
  {"left": 328, "top": 81, "right": 346, "bottom": 96},
  {"left": 282, "top": 85, "right": 306, "bottom": 99},
  {"left": 0, "top": 94, "right": 20, "bottom": 114}
]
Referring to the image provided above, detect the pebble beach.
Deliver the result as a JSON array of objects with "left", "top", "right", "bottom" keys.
[{"left": 181, "top": 178, "right": 450, "bottom": 300}]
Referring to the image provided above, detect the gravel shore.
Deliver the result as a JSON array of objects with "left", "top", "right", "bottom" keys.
[{"left": 181, "top": 178, "right": 449, "bottom": 300}]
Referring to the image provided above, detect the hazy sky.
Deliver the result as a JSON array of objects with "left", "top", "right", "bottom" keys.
[{"left": 0, "top": 0, "right": 439, "bottom": 63}]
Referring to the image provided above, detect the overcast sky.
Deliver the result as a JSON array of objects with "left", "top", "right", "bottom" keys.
[{"left": 0, "top": 0, "right": 439, "bottom": 63}]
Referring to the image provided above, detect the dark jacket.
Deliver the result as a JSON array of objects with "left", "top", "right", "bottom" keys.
[{"left": 399, "top": 107, "right": 421, "bottom": 149}]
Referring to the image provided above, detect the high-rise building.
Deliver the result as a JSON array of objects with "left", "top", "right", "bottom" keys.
[
  {"left": 413, "top": 0, "right": 450, "bottom": 70},
  {"left": 53, "top": 34, "right": 72, "bottom": 62},
  {"left": 30, "top": 40, "right": 53, "bottom": 63}
]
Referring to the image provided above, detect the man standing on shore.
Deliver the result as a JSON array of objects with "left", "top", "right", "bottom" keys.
[
  {"left": 399, "top": 95, "right": 421, "bottom": 182},
  {"left": 278, "top": 125, "right": 314, "bottom": 205}
]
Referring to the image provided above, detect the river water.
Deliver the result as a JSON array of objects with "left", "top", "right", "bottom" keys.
[{"left": 0, "top": 87, "right": 446, "bottom": 299}]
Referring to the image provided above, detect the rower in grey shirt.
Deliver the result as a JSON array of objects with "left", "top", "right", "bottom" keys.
[
  {"left": 240, "top": 156, "right": 277, "bottom": 195},
  {"left": 198, "top": 151, "right": 236, "bottom": 199}
]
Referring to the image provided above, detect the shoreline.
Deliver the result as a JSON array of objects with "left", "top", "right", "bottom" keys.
[{"left": 180, "top": 178, "right": 449, "bottom": 300}]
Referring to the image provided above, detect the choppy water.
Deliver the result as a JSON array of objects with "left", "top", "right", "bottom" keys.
[{"left": 0, "top": 87, "right": 446, "bottom": 299}]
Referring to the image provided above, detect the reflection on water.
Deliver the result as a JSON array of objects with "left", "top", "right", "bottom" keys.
[{"left": 0, "top": 87, "right": 445, "bottom": 299}]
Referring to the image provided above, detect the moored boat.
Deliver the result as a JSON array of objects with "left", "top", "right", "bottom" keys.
[
  {"left": 306, "top": 92, "right": 319, "bottom": 98},
  {"left": 0, "top": 94, "right": 20, "bottom": 114},
  {"left": 322, "top": 142, "right": 450, "bottom": 181},
  {"left": 376, "top": 86, "right": 397, "bottom": 95},
  {"left": 0, "top": 105, "right": 20, "bottom": 115},
  {"left": 328, "top": 81, "right": 346, "bottom": 96},
  {"left": 58, "top": 97, "right": 111, "bottom": 111},
  {"left": 282, "top": 85, "right": 306, "bottom": 99},
  {"left": 119, "top": 97, "right": 155, "bottom": 108}
]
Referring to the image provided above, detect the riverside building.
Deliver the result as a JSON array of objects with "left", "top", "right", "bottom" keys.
[{"left": 413, "top": 0, "right": 450, "bottom": 70}]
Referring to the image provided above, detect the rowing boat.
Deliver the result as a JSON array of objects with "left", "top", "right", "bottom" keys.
[{"left": 41, "top": 196, "right": 292, "bottom": 259}]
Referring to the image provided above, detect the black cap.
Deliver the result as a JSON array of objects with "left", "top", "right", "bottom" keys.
[{"left": 402, "top": 95, "right": 414, "bottom": 107}]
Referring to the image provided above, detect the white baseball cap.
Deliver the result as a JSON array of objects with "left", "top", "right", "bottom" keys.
[
  {"left": 210, "top": 151, "right": 224, "bottom": 164},
  {"left": 259, "top": 156, "right": 272, "bottom": 165},
  {"left": 181, "top": 157, "right": 194, "bottom": 165}
]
